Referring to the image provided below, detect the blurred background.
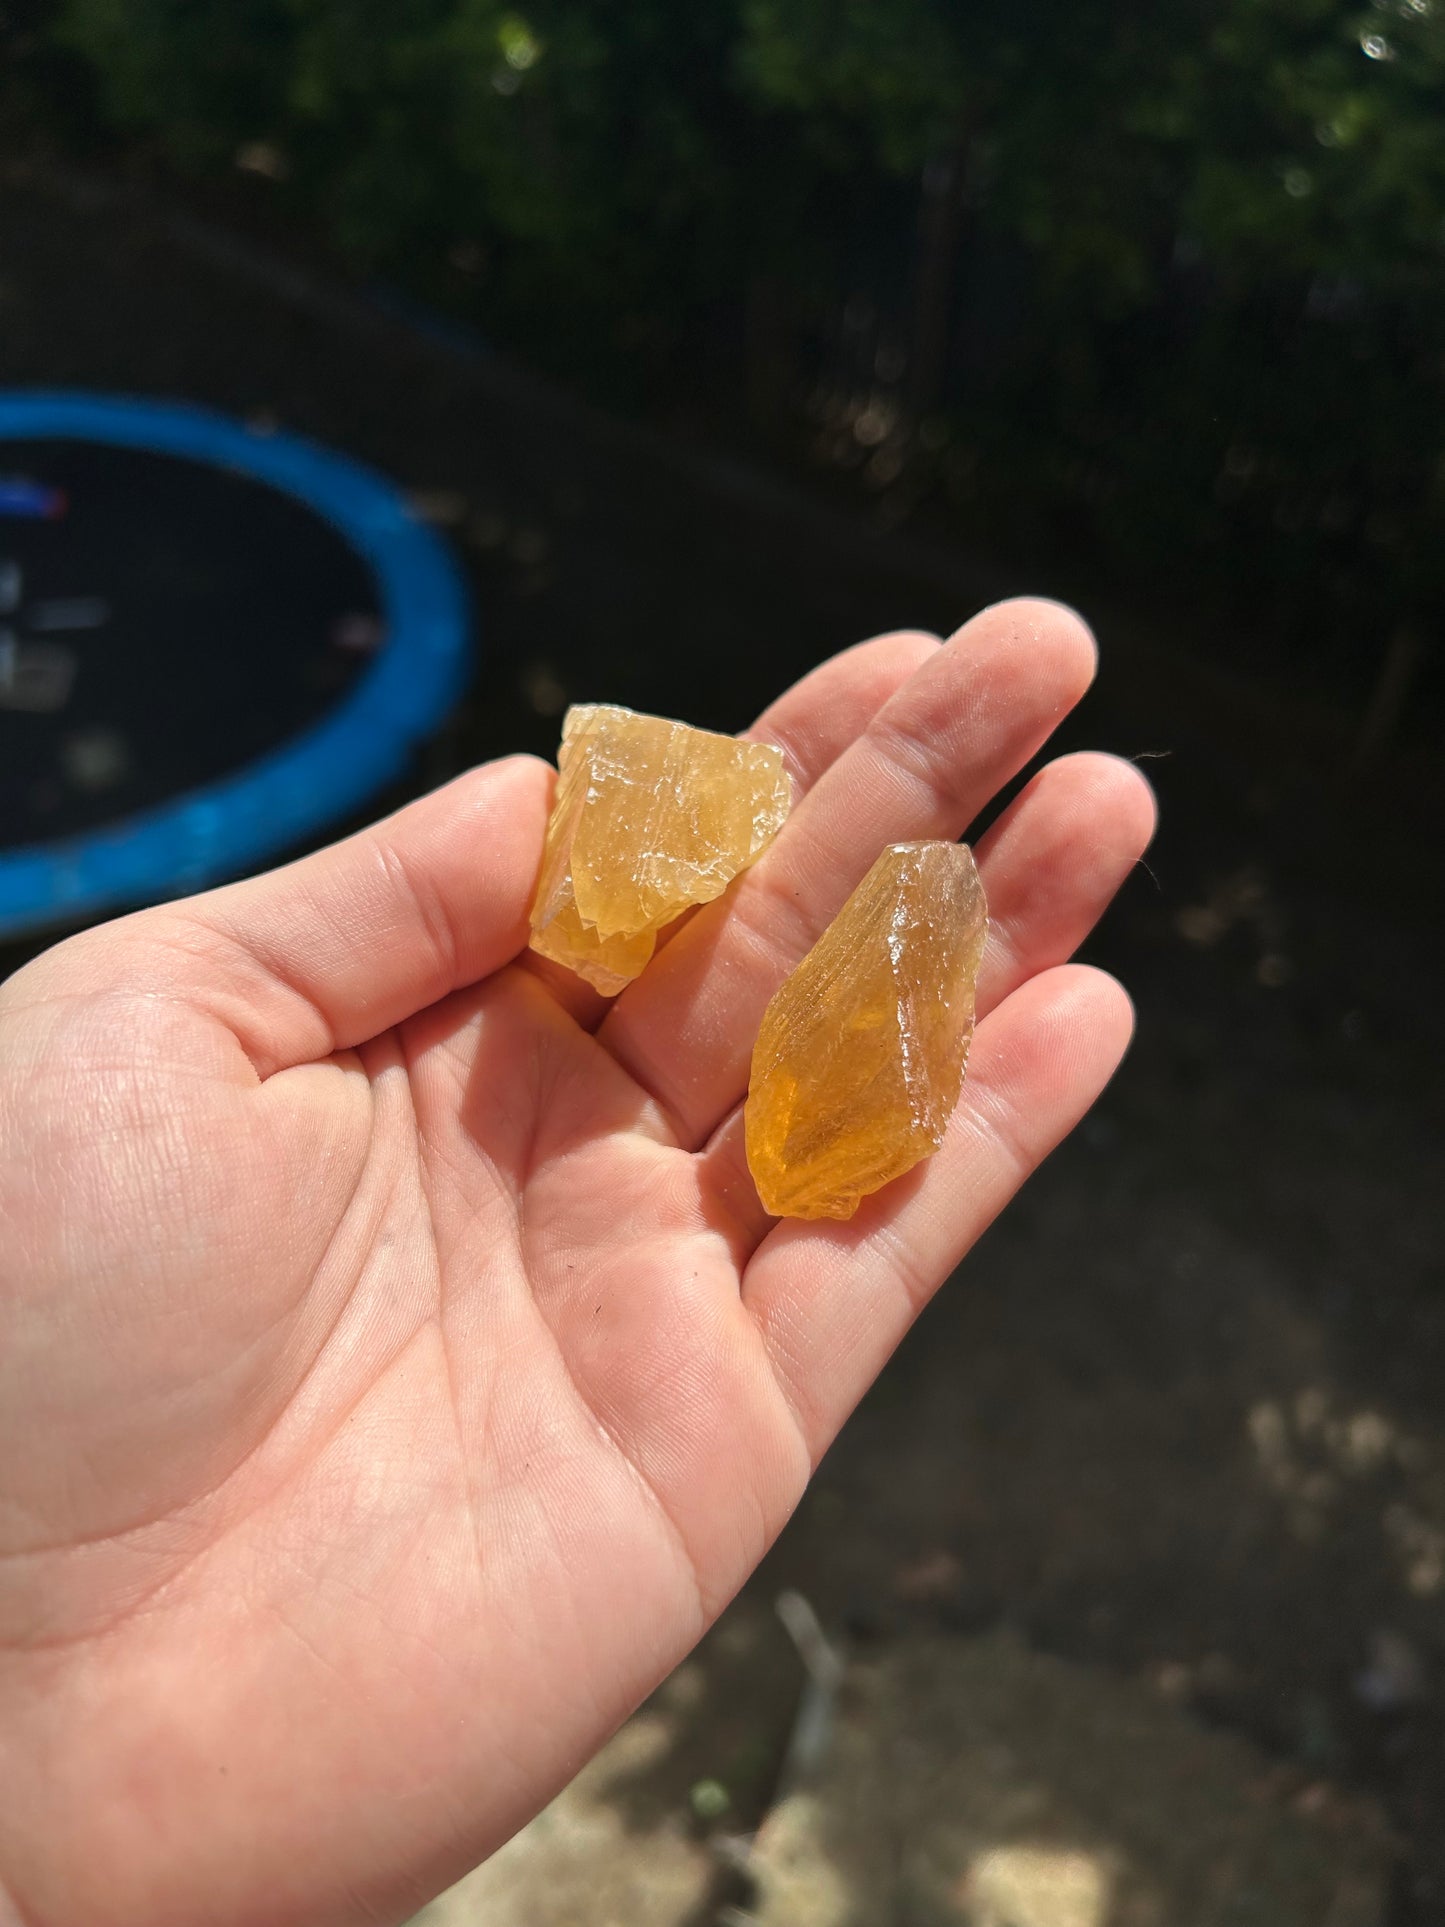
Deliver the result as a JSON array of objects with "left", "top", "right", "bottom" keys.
[{"left": 1, "top": 2, "right": 1442, "bottom": 1921}]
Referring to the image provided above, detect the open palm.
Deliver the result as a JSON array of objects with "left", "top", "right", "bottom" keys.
[{"left": 0, "top": 603, "right": 1153, "bottom": 1927}]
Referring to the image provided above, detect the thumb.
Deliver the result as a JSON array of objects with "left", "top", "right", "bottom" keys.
[{"left": 19, "top": 755, "right": 553, "bottom": 1079}]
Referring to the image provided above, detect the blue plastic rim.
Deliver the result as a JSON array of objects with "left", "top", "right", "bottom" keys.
[{"left": 0, "top": 393, "right": 471, "bottom": 938}]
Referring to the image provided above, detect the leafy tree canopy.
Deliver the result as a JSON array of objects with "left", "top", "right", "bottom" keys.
[{"left": 41, "top": 0, "right": 1445, "bottom": 654}]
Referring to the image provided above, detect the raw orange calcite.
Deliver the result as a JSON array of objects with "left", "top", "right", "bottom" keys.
[
  {"left": 529, "top": 703, "right": 792, "bottom": 995},
  {"left": 745, "top": 841, "right": 988, "bottom": 1220}
]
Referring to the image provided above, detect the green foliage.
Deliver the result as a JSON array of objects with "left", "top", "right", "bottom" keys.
[
  {"left": 54, "top": 0, "right": 748, "bottom": 289},
  {"left": 737, "top": 0, "right": 970, "bottom": 173},
  {"left": 41, "top": 0, "right": 1445, "bottom": 658},
  {"left": 57, "top": 0, "right": 294, "bottom": 164},
  {"left": 53, "top": 0, "right": 1445, "bottom": 293}
]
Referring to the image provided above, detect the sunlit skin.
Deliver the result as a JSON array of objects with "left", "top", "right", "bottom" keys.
[{"left": 0, "top": 602, "right": 1154, "bottom": 1927}]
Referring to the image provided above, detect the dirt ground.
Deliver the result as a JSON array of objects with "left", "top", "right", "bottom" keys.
[{"left": 2, "top": 156, "right": 1441, "bottom": 1920}]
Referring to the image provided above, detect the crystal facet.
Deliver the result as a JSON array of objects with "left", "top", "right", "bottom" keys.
[
  {"left": 529, "top": 703, "right": 792, "bottom": 995},
  {"left": 745, "top": 841, "right": 988, "bottom": 1220}
]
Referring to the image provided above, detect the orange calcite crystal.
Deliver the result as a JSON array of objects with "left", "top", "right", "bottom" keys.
[
  {"left": 529, "top": 703, "right": 792, "bottom": 995},
  {"left": 745, "top": 841, "right": 988, "bottom": 1220}
]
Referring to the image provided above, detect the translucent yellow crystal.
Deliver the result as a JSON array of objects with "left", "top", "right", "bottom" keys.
[
  {"left": 529, "top": 703, "right": 792, "bottom": 995},
  {"left": 745, "top": 841, "right": 988, "bottom": 1220}
]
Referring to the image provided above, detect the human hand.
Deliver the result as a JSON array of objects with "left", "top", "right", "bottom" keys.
[{"left": 0, "top": 601, "right": 1154, "bottom": 1927}]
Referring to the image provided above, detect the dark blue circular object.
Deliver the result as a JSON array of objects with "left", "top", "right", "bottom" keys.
[{"left": 0, "top": 393, "right": 470, "bottom": 938}]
